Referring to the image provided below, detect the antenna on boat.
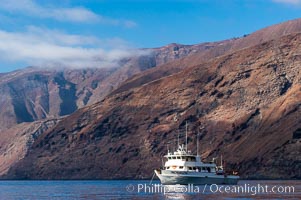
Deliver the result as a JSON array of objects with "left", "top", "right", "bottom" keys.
[
  {"left": 174, "top": 138, "right": 177, "bottom": 152},
  {"left": 197, "top": 125, "right": 204, "bottom": 156},
  {"left": 167, "top": 143, "right": 170, "bottom": 154},
  {"left": 185, "top": 121, "right": 188, "bottom": 152},
  {"left": 221, "top": 155, "right": 223, "bottom": 168},
  {"left": 197, "top": 131, "right": 199, "bottom": 156},
  {"left": 177, "top": 130, "right": 180, "bottom": 149}
]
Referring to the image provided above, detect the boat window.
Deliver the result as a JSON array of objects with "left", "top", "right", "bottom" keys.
[
  {"left": 176, "top": 156, "right": 180, "bottom": 159},
  {"left": 172, "top": 156, "right": 176, "bottom": 159},
  {"left": 179, "top": 166, "right": 183, "bottom": 169},
  {"left": 193, "top": 167, "right": 196, "bottom": 170},
  {"left": 191, "top": 157, "right": 196, "bottom": 161},
  {"left": 167, "top": 167, "right": 170, "bottom": 169},
  {"left": 188, "top": 167, "right": 192, "bottom": 170},
  {"left": 168, "top": 157, "right": 171, "bottom": 159}
]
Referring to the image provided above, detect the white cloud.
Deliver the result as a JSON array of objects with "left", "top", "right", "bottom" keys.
[
  {"left": 25, "top": 26, "right": 132, "bottom": 49},
  {"left": 272, "top": 0, "right": 301, "bottom": 5},
  {"left": 24, "top": 26, "right": 100, "bottom": 46},
  {"left": 0, "top": 27, "right": 149, "bottom": 69},
  {"left": 0, "top": 0, "right": 137, "bottom": 27},
  {"left": 124, "top": 20, "right": 138, "bottom": 28}
]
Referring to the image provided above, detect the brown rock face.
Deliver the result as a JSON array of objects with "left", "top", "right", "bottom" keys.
[
  {"left": 114, "top": 18, "right": 301, "bottom": 96},
  {"left": 0, "top": 118, "right": 60, "bottom": 175},
  {"left": 0, "top": 42, "right": 214, "bottom": 177},
  {"left": 0, "top": 44, "right": 208, "bottom": 131},
  {"left": 0, "top": 68, "right": 112, "bottom": 131},
  {"left": 5, "top": 32, "right": 301, "bottom": 180},
  {"left": 3, "top": 18, "right": 301, "bottom": 132}
]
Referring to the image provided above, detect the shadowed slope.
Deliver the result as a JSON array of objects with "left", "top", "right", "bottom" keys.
[{"left": 5, "top": 33, "right": 301, "bottom": 180}]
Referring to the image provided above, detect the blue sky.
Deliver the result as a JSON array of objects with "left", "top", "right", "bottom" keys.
[{"left": 0, "top": 0, "right": 301, "bottom": 73}]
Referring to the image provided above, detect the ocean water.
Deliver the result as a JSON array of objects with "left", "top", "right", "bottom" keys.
[{"left": 0, "top": 180, "right": 300, "bottom": 200}]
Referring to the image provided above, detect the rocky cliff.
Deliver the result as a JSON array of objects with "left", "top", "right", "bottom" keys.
[
  {"left": 3, "top": 18, "right": 301, "bottom": 132},
  {"left": 114, "top": 18, "right": 301, "bottom": 95},
  {"left": 0, "top": 41, "right": 223, "bottom": 178},
  {"left": 5, "top": 32, "right": 301, "bottom": 180},
  {"left": 115, "top": 19, "right": 301, "bottom": 95},
  {"left": 0, "top": 118, "right": 60, "bottom": 175},
  {"left": 0, "top": 43, "right": 211, "bottom": 131},
  {"left": 0, "top": 67, "right": 112, "bottom": 131}
]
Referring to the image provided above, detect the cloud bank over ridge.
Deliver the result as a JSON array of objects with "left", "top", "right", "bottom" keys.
[{"left": 0, "top": 27, "right": 148, "bottom": 69}]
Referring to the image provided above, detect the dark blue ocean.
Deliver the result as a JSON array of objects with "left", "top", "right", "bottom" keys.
[{"left": 0, "top": 180, "right": 300, "bottom": 199}]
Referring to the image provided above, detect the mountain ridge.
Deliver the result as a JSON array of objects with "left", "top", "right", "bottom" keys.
[
  {"left": 0, "top": 42, "right": 213, "bottom": 131},
  {"left": 112, "top": 18, "right": 301, "bottom": 96},
  {"left": 2, "top": 18, "right": 301, "bottom": 179},
  {"left": 4, "top": 32, "right": 301, "bottom": 179}
]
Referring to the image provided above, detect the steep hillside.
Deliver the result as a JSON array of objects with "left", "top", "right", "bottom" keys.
[
  {"left": 0, "top": 42, "right": 219, "bottom": 173},
  {"left": 3, "top": 18, "right": 301, "bottom": 132},
  {"left": 0, "top": 67, "right": 113, "bottom": 131},
  {"left": 6, "top": 33, "right": 301, "bottom": 180},
  {"left": 0, "top": 118, "right": 60, "bottom": 175},
  {"left": 0, "top": 43, "right": 210, "bottom": 131},
  {"left": 113, "top": 18, "right": 301, "bottom": 95}
]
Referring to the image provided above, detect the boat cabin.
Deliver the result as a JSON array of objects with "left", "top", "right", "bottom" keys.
[{"left": 163, "top": 144, "right": 217, "bottom": 173}]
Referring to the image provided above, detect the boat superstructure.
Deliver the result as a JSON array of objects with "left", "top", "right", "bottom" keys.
[{"left": 154, "top": 124, "right": 239, "bottom": 185}]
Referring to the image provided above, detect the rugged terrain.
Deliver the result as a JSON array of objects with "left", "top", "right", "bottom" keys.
[
  {"left": 0, "top": 39, "right": 230, "bottom": 178},
  {"left": 0, "top": 43, "right": 212, "bottom": 131},
  {"left": 0, "top": 118, "right": 60, "bottom": 175},
  {"left": 1, "top": 18, "right": 301, "bottom": 180},
  {"left": 115, "top": 18, "right": 301, "bottom": 95},
  {"left": 3, "top": 18, "right": 301, "bottom": 132},
  {"left": 5, "top": 32, "right": 301, "bottom": 180}
]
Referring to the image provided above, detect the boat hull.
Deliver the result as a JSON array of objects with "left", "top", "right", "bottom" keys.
[{"left": 155, "top": 170, "right": 239, "bottom": 185}]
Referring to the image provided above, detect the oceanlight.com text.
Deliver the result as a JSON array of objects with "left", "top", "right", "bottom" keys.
[{"left": 126, "top": 183, "right": 295, "bottom": 196}]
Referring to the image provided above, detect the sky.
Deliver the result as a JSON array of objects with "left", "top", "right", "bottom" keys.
[{"left": 0, "top": 0, "right": 301, "bottom": 73}]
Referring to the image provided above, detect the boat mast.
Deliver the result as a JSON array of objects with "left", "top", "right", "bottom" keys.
[
  {"left": 197, "top": 125, "right": 204, "bottom": 156},
  {"left": 221, "top": 155, "right": 223, "bottom": 168},
  {"left": 196, "top": 132, "right": 199, "bottom": 156},
  {"left": 177, "top": 130, "right": 180, "bottom": 149},
  {"left": 197, "top": 130, "right": 199, "bottom": 156},
  {"left": 167, "top": 143, "right": 170, "bottom": 154},
  {"left": 185, "top": 121, "right": 188, "bottom": 152}
]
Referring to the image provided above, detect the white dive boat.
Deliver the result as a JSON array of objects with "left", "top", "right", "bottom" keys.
[{"left": 154, "top": 124, "right": 240, "bottom": 185}]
